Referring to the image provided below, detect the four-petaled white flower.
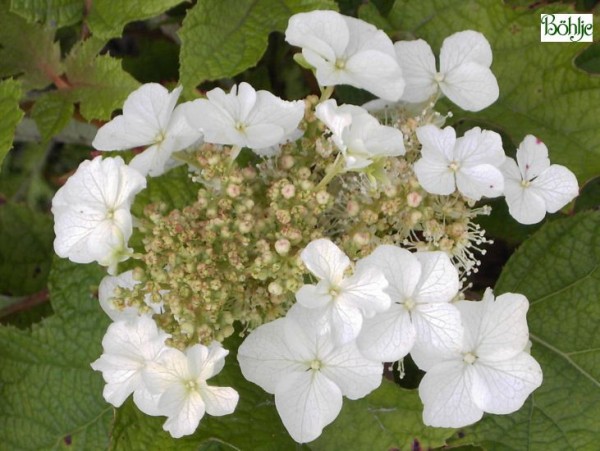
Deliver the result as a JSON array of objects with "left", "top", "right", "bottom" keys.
[
  {"left": 184, "top": 82, "right": 305, "bottom": 152},
  {"left": 294, "top": 238, "right": 391, "bottom": 344},
  {"left": 238, "top": 308, "right": 383, "bottom": 443},
  {"left": 51, "top": 156, "right": 146, "bottom": 274},
  {"left": 143, "top": 342, "right": 239, "bottom": 438},
  {"left": 357, "top": 246, "right": 462, "bottom": 362},
  {"left": 316, "top": 99, "right": 405, "bottom": 171},
  {"left": 98, "top": 270, "right": 164, "bottom": 322},
  {"left": 395, "top": 30, "right": 499, "bottom": 111},
  {"left": 501, "top": 135, "right": 579, "bottom": 224},
  {"left": 93, "top": 83, "right": 202, "bottom": 177},
  {"left": 285, "top": 10, "right": 405, "bottom": 101},
  {"left": 413, "top": 125, "right": 505, "bottom": 200},
  {"left": 91, "top": 315, "right": 170, "bottom": 415},
  {"left": 412, "top": 289, "right": 543, "bottom": 428}
]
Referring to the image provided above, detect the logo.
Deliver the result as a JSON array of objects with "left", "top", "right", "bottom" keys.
[{"left": 541, "top": 14, "right": 593, "bottom": 42}]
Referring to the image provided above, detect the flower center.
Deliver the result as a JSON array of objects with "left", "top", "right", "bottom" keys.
[
  {"left": 328, "top": 285, "right": 341, "bottom": 298},
  {"left": 448, "top": 161, "right": 460, "bottom": 172},
  {"left": 309, "top": 359, "right": 323, "bottom": 371},
  {"left": 184, "top": 379, "right": 199, "bottom": 392},
  {"left": 106, "top": 208, "right": 116, "bottom": 220},
  {"left": 520, "top": 180, "right": 531, "bottom": 188},
  {"left": 434, "top": 72, "right": 445, "bottom": 83},
  {"left": 463, "top": 352, "right": 478, "bottom": 364},
  {"left": 403, "top": 298, "right": 416, "bottom": 311},
  {"left": 235, "top": 121, "right": 246, "bottom": 132},
  {"left": 335, "top": 59, "right": 346, "bottom": 70},
  {"left": 155, "top": 131, "right": 166, "bottom": 144}
]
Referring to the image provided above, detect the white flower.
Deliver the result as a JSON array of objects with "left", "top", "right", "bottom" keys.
[
  {"left": 237, "top": 309, "right": 383, "bottom": 443},
  {"left": 285, "top": 10, "right": 405, "bottom": 101},
  {"left": 91, "top": 315, "right": 170, "bottom": 415},
  {"left": 51, "top": 156, "right": 146, "bottom": 274},
  {"left": 395, "top": 30, "right": 499, "bottom": 111},
  {"left": 501, "top": 135, "right": 579, "bottom": 225},
  {"left": 413, "top": 125, "right": 505, "bottom": 200},
  {"left": 294, "top": 238, "right": 391, "bottom": 344},
  {"left": 143, "top": 342, "right": 239, "bottom": 438},
  {"left": 412, "top": 289, "right": 543, "bottom": 428},
  {"left": 357, "top": 246, "right": 462, "bottom": 362},
  {"left": 316, "top": 99, "right": 405, "bottom": 171},
  {"left": 184, "top": 82, "right": 305, "bottom": 152},
  {"left": 93, "top": 83, "right": 202, "bottom": 177},
  {"left": 98, "top": 271, "right": 164, "bottom": 321}
]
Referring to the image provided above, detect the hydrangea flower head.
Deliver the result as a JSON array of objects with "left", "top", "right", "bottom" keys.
[
  {"left": 395, "top": 30, "right": 499, "bottom": 111},
  {"left": 316, "top": 99, "right": 405, "bottom": 171},
  {"left": 93, "top": 84, "right": 202, "bottom": 177},
  {"left": 294, "top": 238, "right": 391, "bottom": 344},
  {"left": 143, "top": 342, "right": 239, "bottom": 438},
  {"left": 412, "top": 289, "right": 543, "bottom": 428},
  {"left": 413, "top": 125, "right": 505, "bottom": 200},
  {"left": 501, "top": 135, "right": 579, "bottom": 224},
  {"left": 285, "top": 10, "right": 405, "bottom": 101},
  {"left": 184, "top": 82, "right": 305, "bottom": 152},
  {"left": 357, "top": 246, "right": 462, "bottom": 362},
  {"left": 238, "top": 308, "right": 383, "bottom": 443},
  {"left": 51, "top": 156, "right": 146, "bottom": 273}
]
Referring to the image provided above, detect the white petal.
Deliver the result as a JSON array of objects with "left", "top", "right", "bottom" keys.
[
  {"left": 413, "top": 251, "right": 459, "bottom": 303},
  {"left": 315, "top": 99, "right": 353, "bottom": 142},
  {"left": 394, "top": 39, "right": 437, "bottom": 103},
  {"left": 358, "top": 245, "right": 421, "bottom": 302},
  {"left": 470, "top": 353, "right": 542, "bottom": 414},
  {"left": 98, "top": 271, "right": 140, "bottom": 321},
  {"left": 133, "top": 387, "right": 163, "bottom": 416},
  {"left": 296, "top": 282, "right": 332, "bottom": 309},
  {"left": 441, "top": 62, "right": 499, "bottom": 111},
  {"left": 357, "top": 305, "right": 416, "bottom": 362},
  {"left": 454, "top": 127, "right": 505, "bottom": 167},
  {"left": 440, "top": 30, "right": 493, "bottom": 72},
  {"left": 412, "top": 303, "right": 464, "bottom": 351},
  {"left": 243, "top": 123, "right": 285, "bottom": 149},
  {"left": 339, "top": 265, "right": 391, "bottom": 315},
  {"left": 456, "top": 164, "right": 504, "bottom": 200},
  {"left": 419, "top": 360, "right": 483, "bottom": 428},
  {"left": 329, "top": 301, "right": 365, "bottom": 345},
  {"left": 410, "top": 341, "right": 461, "bottom": 372},
  {"left": 503, "top": 179, "right": 547, "bottom": 225},
  {"left": 186, "top": 343, "right": 228, "bottom": 381},
  {"left": 129, "top": 144, "right": 173, "bottom": 177},
  {"left": 275, "top": 370, "right": 343, "bottom": 443},
  {"left": 359, "top": 121, "right": 405, "bottom": 158},
  {"left": 344, "top": 50, "right": 405, "bottom": 101},
  {"left": 161, "top": 387, "right": 205, "bottom": 438},
  {"left": 252, "top": 91, "right": 305, "bottom": 136},
  {"left": 516, "top": 135, "right": 550, "bottom": 180},
  {"left": 285, "top": 11, "right": 350, "bottom": 65},
  {"left": 201, "top": 386, "right": 239, "bottom": 416},
  {"left": 237, "top": 318, "right": 306, "bottom": 394},
  {"left": 457, "top": 292, "right": 530, "bottom": 361},
  {"left": 413, "top": 156, "right": 456, "bottom": 195},
  {"left": 531, "top": 165, "right": 579, "bottom": 213},
  {"left": 320, "top": 341, "right": 383, "bottom": 399},
  {"left": 415, "top": 124, "right": 456, "bottom": 162},
  {"left": 93, "top": 115, "right": 155, "bottom": 151},
  {"left": 301, "top": 238, "right": 350, "bottom": 284}
]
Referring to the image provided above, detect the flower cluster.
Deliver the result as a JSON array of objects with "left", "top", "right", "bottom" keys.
[{"left": 50, "top": 9, "right": 579, "bottom": 443}]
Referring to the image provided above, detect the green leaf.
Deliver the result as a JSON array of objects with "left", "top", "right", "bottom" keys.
[
  {"left": 87, "top": 0, "right": 184, "bottom": 39},
  {"left": 312, "top": 380, "right": 454, "bottom": 450},
  {"left": 31, "top": 92, "right": 74, "bottom": 143},
  {"left": 0, "top": 78, "right": 24, "bottom": 168},
  {"left": 387, "top": 0, "right": 600, "bottom": 183},
  {"left": 0, "top": 258, "right": 112, "bottom": 450},
  {"left": 110, "top": 335, "right": 300, "bottom": 450},
  {"left": 0, "top": 3, "right": 63, "bottom": 89},
  {"left": 575, "top": 176, "right": 600, "bottom": 213},
  {"left": 10, "top": 0, "right": 83, "bottom": 27},
  {"left": 0, "top": 202, "right": 53, "bottom": 296},
  {"left": 62, "top": 38, "right": 140, "bottom": 121},
  {"left": 178, "top": 0, "right": 338, "bottom": 91},
  {"left": 461, "top": 212, "right": 600, "bottom": 449}
]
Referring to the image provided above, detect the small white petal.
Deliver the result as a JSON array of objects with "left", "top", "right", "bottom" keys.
[
  {"left": 441, "top": 62, "right": 499, "bottom": 111},
  {"left": 394, "top": 39, "right": 437, "bottom": 103},
  {"left": 412, "top": 303, "right": 464, "bottom": 351},
  {"left": 454, "top": 127, "right": 505, "bottom": 168},
  {"left": 275, "top": 370, "right": 343, "bottom": 444},
  {"left": 516, "top": 135, "right": 550, "bottom": 180},
  {"left": 413, "top": 251, "right": 459, "bottom": 304},
  {"left": 456, "top": 164, "right": 504, "bottom": 200},
  {"left": 357, "top": 305, "right": 416, "bottom": 362},
  {"left": 133, "top": 387, "right": 163, "bottom": 416},
  {"left": 504, "top": 179, "right": 547, "bottom": 225},
  {"left": 344, "top": 50, "right": 405, "bottom": 101},
  {"left": 440, "top": 30, "right": 493, "bottom": 72},
  {"left": 339, "top": 265, "right": 390, "bottom": 315},
  {"left": 328, "top": 301, "right": 365, "bottom": 345},
  {"left": 301, "top": 238, "right": 350, "bottom": 284},
  {"left": 201, "top": 386, "right": 239, "bottom": 417},
  {"left": 413, "top": 156, "right": 456, "bottom": 195},
  {"left": 531, "top": 164, "right": 579, "bottom": 213},
  {"left": 419, "top": 360, "right": 483, "bottom": 428},
  {"left": 470, "top": 353, "right": 542, "bottom": 414},
  {"left": 161, "top": 386, "right": 206, "bottom": 438},
  {"left": 295, "top": 282, "right": 332, "bottom": 309},
  {"left": 416, "top": 125, "right": 456, "bottom": 162}
]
